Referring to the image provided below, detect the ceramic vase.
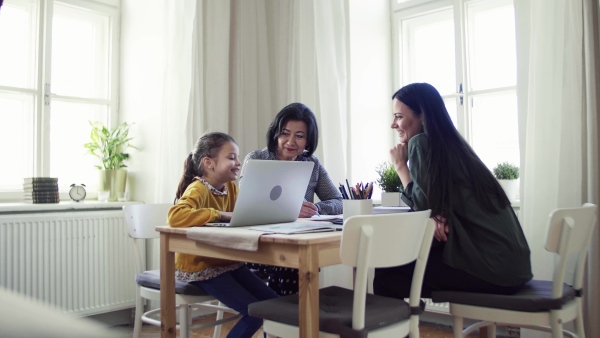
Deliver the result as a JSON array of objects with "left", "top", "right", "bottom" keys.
[{"left": 98, "top": 169, "right": 127, "bottom": 202}]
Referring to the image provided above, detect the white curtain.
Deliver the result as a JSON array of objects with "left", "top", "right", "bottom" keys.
[
  {"left": 154, "top": 0, "right": 349, "bottom": 202},
  {"left": 515, "top": 0, "right": 600, "bottom": 337},
  {"left": 153, "top": 0, "right": 198, "bottom": 202}
]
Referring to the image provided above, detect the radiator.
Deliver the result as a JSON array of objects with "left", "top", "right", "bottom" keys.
[{"left": 0, "top": 209, "right": 137, "bottom": 317}]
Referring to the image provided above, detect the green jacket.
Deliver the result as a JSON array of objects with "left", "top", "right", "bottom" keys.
[{"left": 401, "top": 133, "right": 532, "bottom": 286}]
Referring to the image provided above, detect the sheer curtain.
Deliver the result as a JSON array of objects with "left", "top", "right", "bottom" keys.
[
  {"left": 515, "top": 0, "right": 600, "bottom": 337},
  {"left": 154, "top": 0, "right": 349, "bottom": 203}
]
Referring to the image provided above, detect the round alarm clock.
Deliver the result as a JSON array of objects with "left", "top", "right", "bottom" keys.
[{"left": 69, "top": 183, "right": 87, "bottom": 202}]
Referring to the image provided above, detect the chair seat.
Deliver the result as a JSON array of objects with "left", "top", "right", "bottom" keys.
[
  {"left": 431, "top": 280, "right": 576, "bottom": 312},
  {"left": 135, "top": 270, "right": 209, "bottom": 296},
  {"left": 249, "top": 286, "right": 410, "bottom": 335}
]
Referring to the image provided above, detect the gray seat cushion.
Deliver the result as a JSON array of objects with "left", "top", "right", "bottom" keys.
[
  {"left": 249, "top": 286, "right": 410, "bottom": 337},
  {"left": 135, "top": 270, "right": 208, "bottom": 296},
  {"left": 431, "top": 280, "right": 576, "bottom": 312}
]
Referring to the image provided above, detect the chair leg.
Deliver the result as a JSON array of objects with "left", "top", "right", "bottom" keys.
[
  {"left": 454, "top": 316, "right": 464, "bottom": 338},
  {"left": 133, "top": 287, "right": 144, "bottom": 338},
  {"left": 487, "top": 324, "right": 496, "bottom": 338},
  {"left": 409, "top": 314, "right": 419, "bottom": 337},
  {"left": 180, "top": 304, "right": 191, "bottom": 338},
  {"left": 213, "top": 301, "right": 225, "bottom": 338},
  {"left": 550, "top": 311, "right": 563, "bottom": 338},
  {"left": 575, "top": 298, "right": 586, "bottom": 338}
]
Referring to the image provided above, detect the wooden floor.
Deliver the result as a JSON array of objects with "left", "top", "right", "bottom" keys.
[{"left": 124, "top": 312, "right": 478, "bottom": 338}]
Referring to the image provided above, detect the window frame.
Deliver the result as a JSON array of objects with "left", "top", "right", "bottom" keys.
[
  {"left": 0, "top": 0, "right": 120, "bottom": 201},
  {"left": 390, "top": 0, "right": 518, "bottom": 167}
]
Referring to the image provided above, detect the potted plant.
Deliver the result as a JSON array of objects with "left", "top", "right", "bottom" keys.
[
  {"left": 492, "top": 162, "right": 520, "bottom": 201},
  {"left": 375, "top": 161, "right": 405, "bottom": 207},
  {"left": 84, "top": 121, "right": 138, "bottom": 201}
]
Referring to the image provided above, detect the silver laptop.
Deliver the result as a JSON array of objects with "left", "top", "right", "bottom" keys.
[{"left": 207, "top": 160, "right": 314, "bottom": 227}]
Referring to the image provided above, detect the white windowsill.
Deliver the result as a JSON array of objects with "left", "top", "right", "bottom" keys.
[{"left": 0, "top": 200, "right": 142, "bottom": 214}]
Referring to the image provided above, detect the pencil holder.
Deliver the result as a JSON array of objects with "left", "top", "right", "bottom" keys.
[{"left": 343, "top": 199, "right": 373, "bottom": 220}]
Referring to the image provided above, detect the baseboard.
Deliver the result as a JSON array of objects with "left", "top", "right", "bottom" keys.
[{"left": 87, "top": 308, "right": 133, "bottom": 328}]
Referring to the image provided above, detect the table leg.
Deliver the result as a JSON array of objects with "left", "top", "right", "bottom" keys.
[
  {"left": 297, "top": 246, "right": 320, "bottom": 338},
  {"left": 160, "top": 233, "right": 176, "bottom": 338}
]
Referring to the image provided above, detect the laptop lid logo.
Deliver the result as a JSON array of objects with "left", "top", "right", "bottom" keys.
[{"left": 270, "top": 186, "right": 282, "bottom": 200}]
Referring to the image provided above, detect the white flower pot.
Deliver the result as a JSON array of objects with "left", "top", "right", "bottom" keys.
[
  {"left": 498, "top": 179, "right": 519, "bottom": 202},
  {"left": 381, "top": 192, "right": 406, "bottom": 207}
]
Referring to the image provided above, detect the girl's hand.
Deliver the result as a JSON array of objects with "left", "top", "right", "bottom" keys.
[
  {"left": 299, "top": 201, "right": 319, "bottom": 218},
  {"left": 433, "top": 216, "right": 449, "bottom": 242},
  {"left": 219, "top": 211, "right": 233, "bottom": 221}
]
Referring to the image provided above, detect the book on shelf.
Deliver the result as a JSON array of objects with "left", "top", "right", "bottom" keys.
[
  {"left": 23, "top": 183, "right": 59, "bottom": 192},
  {"left": 23, "top": 191, "right": 60, "bottom": 199},
  {"left": 23, "top": 198, "right": 60, "bottom": 204},
  {"left": 23, "top": 177, "right": 59, "bottom": 184}
]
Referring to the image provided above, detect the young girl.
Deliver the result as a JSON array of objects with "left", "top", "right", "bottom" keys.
[{"left": 168, "top": 132, "right": 278, "bottom": 338}]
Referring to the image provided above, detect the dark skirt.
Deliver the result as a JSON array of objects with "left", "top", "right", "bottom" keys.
[{"left": 247, "top": 263, "right": 298, "bottom": 296}]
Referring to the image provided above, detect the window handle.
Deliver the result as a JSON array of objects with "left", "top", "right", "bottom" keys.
[{"left": 44, "top": 83, "right": 51, "bottom": 106}]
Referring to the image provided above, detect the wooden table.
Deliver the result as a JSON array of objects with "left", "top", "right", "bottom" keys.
[{"left": 156, "top": 225, "right": 342, "bottom": 338}]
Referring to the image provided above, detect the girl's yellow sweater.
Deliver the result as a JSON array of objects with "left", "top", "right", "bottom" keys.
[{"left": 167, "top": 180, "right": 238, "bottom": 272}]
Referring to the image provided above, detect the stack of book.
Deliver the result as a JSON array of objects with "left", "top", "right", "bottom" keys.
[{"left": 23, "top": 177, "right": 60, "bottom": 203}]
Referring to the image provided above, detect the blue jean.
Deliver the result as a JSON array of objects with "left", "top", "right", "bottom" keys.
[{"left": 191, "top": 265, "right": 278, "bottom": 338}]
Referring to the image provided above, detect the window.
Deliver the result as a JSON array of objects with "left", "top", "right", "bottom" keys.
[
  {"left": 391, "top": 0, "right": 519, "bottom": 170},
  {"left": 0, "top": 0, "right": 119, "bottom": 200}
]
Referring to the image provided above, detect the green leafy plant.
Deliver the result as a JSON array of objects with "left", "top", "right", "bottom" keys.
[
  {"left": 492, "top": 162, "right": 519, "bottom": 180},
  {"left": 375, "top": 161, "right": 403, "bottom": 192},
  {"left": 84, "top": 121, "right": 138, "bottom": 170}
]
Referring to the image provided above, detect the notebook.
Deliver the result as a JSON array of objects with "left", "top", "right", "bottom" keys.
[
  {"left": 248, "top": 220, "right": 339, "bottom": 234},
  {"left": 206, "top": 160, "right": 315, "bottom": 227}
]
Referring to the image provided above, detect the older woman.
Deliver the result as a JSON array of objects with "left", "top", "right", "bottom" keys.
[
  {"left": 241, "top": 102, "right": 342, "bottom": 295},
  {"left": 373, "top": 82, "right": 532, "bottom": 299}
]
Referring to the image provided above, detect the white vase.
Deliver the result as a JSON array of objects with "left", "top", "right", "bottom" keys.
[
  {"left": 381, "top": 192, "right": 406, "bottom": 207},
  {"left": 498, "top": 179, "right": 519, "bottom": 202}
]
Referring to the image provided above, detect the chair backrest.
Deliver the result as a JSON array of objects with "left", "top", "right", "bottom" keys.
[
  {"left": 340, "top": 210, "right": 433, "bottom": 268},
  {"left": 123, "top": 203, "right": 173, "bottom": 239},
  {"left": 544, "top": 203, "right": 597, "bottom": 296},
  {"left": 123, "top": 203, "right": 172, "bottom": 275},
  {"left": 340, "top": 210, "right": 435, "bottom": 330}
]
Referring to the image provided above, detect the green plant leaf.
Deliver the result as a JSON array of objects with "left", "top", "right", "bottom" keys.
[
  {"left": 84, "top": 121, "right": 138, "bottom": 170},
  {"left": 375, "top": 161, "right": 403, "bottom": 192},
  {"left": 492, "top": 162, "right": 519, "bottom": 180}
]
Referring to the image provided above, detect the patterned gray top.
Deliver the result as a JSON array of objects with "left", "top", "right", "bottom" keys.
[{"left": 240, "top": 148, "right": 343, "bottom": 215}]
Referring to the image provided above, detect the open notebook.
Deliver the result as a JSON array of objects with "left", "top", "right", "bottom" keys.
[{"left": 248, "top": 220, "right": 339, "bottom": 234}]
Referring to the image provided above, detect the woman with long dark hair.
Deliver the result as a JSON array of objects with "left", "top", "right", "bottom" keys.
[{"left": 373, "top": 83, "right": 532, "bottom": 298}]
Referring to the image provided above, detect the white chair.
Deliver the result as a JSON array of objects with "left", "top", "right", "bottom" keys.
[
  {"left": 123, "top": 203, "right": 239, "bottom": 338},
  {"left": 431, "top": 203, "right": 598, "bottom": 338},
  {"left": 248, "top": 210, "right": 435, "bottom": 338}
]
